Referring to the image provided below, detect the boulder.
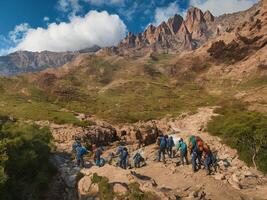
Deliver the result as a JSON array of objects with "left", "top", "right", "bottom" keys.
[
  {"left": 113, "top": 183, "right": 128, "bottom": 194},
  {"left": 78, "top": 175, "right": 99, "bottom": 198}
]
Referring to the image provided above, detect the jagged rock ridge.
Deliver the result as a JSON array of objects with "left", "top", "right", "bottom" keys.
[
  {"left": 113, "top": 7, "right": 215, "bottom": 53},
  {"left": 104, "top": 2, "right": 260, "bottom": 55}
]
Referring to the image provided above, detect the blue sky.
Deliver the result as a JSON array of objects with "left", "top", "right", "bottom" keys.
[{"left": 0, "top": 0, "right": 259, "bottom": 54}]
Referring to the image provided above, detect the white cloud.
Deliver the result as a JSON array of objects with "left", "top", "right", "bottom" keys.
[
  {"left": 7, "top": 11, "right": 127, "bottom": 53},
  {"left": 43, "top": 16, "right": 50, "bottom": 22},
  {"left": 8, "top": 23, "right": 31, "bottom": 43},
  {"left": 190, "top": 0, "right": 259, "bottom": 16},
  {"left": 57, "top": 0, "right": 82, "bottom": 15},
  {"left": 152, "top": 1, "right": 180, "bottom": 26},
  {"left": 84, "top": 0, "right": 125, "bottom": 6}
]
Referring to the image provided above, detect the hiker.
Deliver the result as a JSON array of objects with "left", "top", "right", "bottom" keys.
[
  {"left": 133, "top": 152, "right": 144, "bottom": 168},
  {"left": 121, "top": 147, "right": 129, "bottom": 169},
  {"left": 176, "top": 138, "right": 189, "bottom": 165},
  {"left": 116, "top": 146, "right": 128, "bottom": 169},
  {"left": 94, "top": 146, "right": 104, "bottom": 167},
  {"left": 75, "top": 144, "right": 89, "bottom": 168},
  {"left": 203, "top": 143, "right": 217, "bottom": 175},
  {"left": 72, "top": 137, "right": 81, "bottom": 153},
  {"left": 195, "top": 136, "right": 204, "bottom": 164},
  {"left": 188, "top": 135, "right": 202, "bottom": 172},
  {"left": 157, "top": 135, "right": 167, "bottom": 163},
  {"left": 167, "top": 136, "right": 175, "bottom": 158}
]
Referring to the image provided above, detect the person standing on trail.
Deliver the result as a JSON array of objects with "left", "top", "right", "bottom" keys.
[
  {"left": 121, "top": 147, "right": 129, "bottom": 169},
  {"left": 167, "top": 136, "right": 175, "bottom": 158},
  {"left": 203, "top": 143, "right": 217, "bottom": 175},
  {"left": 94, "top": 146, "right": 103, "bottom": 167},
  {"left": 189, "top": 135, "right": 202, "bottom": 172},
  {"left": 176, "top": 138, "right": 189, "bottom": 165},
  {"left": 157, "top": 135, "right": 167, "bottom": 163}
]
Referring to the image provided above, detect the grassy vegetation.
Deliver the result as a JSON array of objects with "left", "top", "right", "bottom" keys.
[
  {"left": 91, "top": 173, "right": 157, "bottom": 200},
  {"left": 207, "top": 101, "right": 267, "bottom": 173},
  {"left": 239, "top": 75, "right": 267, "bottom": 90},
  {"left": 0, "top": 54, "right": 220, "bottom": 124},
  {"left": 0, "top": 116, "right": 55, "bottom": 200}
]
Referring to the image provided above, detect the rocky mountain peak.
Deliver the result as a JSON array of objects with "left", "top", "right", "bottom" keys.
[
  {"left": 156, "top": 21, "right": 172, "bottom": 35},
  {"left": 167, "top": 14, "right": 184, "bottom": 34},
  {"left": 204, "top": 10, "right": 215, "bottom": 22},
  {"left": 186, "top": 6, "right": 205, "bottom": 23},
  {"left": 185, "top": 6, "right": 208, "bottom": 39}
]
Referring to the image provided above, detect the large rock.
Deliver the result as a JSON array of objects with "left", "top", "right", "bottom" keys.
[
  {"left": 78, "top": 175, "right": 99, "bottom": 199},
  {"left": 113, "top": 183, "right": 128, "bottom": 194}
]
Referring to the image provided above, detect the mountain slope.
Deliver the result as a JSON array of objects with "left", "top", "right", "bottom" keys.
[
  {"left": 0, "top": 1, "right": 266, "bottom": 124},
  {"left": 0, "top": 46, "right": 101, "bottom": 76}
]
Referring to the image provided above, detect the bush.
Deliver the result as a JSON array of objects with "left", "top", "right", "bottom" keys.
[
  {"left": 91, "top": 173, "right": 114, "bottom": 200},
  {"left": 207, "top": 103, "right": 267, "bottom": 173},
  {"left": 0, "top": 116, "right": 55, "bottom": 200}
]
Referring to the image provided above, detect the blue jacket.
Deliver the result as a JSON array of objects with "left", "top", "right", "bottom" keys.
[
  {"left": 177, "top": 141, "right": 187, "bottom": 153},
  {"left": 167, "top": 137, "right": 175, "bottom": 148},
  {"left": 159, "top": 137, "right": 167, "bottom": 149},
  {"left": 76, "top": 146, "right": 88, "bottom": 158},
  {"left": 95, "top": 148, "right": 102, "bottom": 160},
  {"left": 122, "top": 150, "right": 129, "bottom": 160},
  {"left": 72, "top": 141, "right": 81, "bottom": 153}
]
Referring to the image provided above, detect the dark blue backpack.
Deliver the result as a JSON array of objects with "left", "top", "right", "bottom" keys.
[{"left": 160, "top": 137, "right": 166, "bottom": 149}]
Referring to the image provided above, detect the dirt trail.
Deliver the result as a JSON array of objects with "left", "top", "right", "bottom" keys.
[{"left": 47, "top": 107, "right": 267, "bottom": 200}]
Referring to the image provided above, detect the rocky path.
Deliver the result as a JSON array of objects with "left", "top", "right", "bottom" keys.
[{"left": 46, "top": 107, "right": 267, "bottom": 200}]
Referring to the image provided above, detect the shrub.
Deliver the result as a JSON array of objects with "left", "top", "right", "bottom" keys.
[
  {"left": 91, "top": 173, "right": 114, "bottom": 200},
  {"left": 0, "top": 117, "right": 55, "bottom": 200},
  {"left": 207, "top": 103, "right": 267, "bottom": 173}
]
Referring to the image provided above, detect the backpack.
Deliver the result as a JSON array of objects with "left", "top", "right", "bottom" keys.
[
  {"left": 80, "top": 147, "right": 88, "bottom": 155},
  {"left": 160, "top": 137, "right": 166, "bottom": 149},
  {"left": 180, "top": 142, "right": 187, "bottom": 152},
  {"left": 196, "top": 136, "right": 204, "bottom": 152}
]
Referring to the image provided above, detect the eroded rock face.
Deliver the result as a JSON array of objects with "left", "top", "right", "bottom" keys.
[
  {"left": 78, "top": 175, "right": 99, "bottom": 199},
  {"left": 204, "top": 10, "right": 215, "bottom": 22}
]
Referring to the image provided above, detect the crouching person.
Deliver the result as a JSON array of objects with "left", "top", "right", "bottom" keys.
[
  {"left": 75, "top": 144, "right": 89, "bottom": 168},
  {"left": 94, "top": 146, "right": 105, "bottom": 167},
  {"left": 133, "top": 152, "right": 145, "bottom": 168}
]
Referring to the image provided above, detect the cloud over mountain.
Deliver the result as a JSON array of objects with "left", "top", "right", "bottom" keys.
[
  {"left": 190, "top": 0, "right": 259, "bottom": 16},
  {"left": 10, "top": 10, "right": 127, "bottom": 53},
  {"left": 153, "top": 1, "right": 180, "bottom": 26}
]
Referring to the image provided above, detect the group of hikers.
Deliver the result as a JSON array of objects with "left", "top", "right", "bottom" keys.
[
  {"left": 72, "top": 132, "right": 217, "bottom": 175},
  {"left": 157, "top": 134, "right": 217, "bottom": 174},
  {"left": 72, "top": 137, "right": 145, "bottom": 169}
]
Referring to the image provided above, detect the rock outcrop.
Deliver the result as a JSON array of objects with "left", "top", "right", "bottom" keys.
[
  {"left": 102, "top": 2, "right": 261, "bottom": 56},
  {"left": 107, "top": 6, "right": 214, "bottom": 55}
]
